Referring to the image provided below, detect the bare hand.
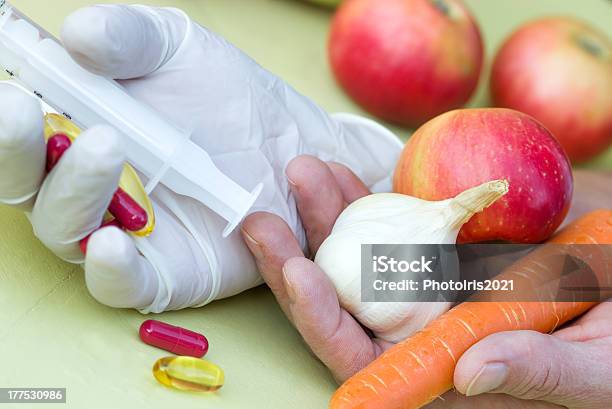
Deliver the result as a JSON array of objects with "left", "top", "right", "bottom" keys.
[
  {"left": 422, "top": 302, "right": 612, "bottom": 409},
  {"left": 241, "top": 155, "right": 394, "bottom": 382},
  {"left": 242, "top": 159, "right": 612, "bottom": 408}
]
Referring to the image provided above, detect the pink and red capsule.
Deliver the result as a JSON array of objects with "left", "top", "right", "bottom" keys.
[
  {"left": 46, "top": 133, "right": 72, "bottom": 172},
  {"left": 139, "top": 319, "right": 209, "bottom": 358}
]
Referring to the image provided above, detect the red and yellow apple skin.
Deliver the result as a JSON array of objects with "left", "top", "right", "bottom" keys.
[
  {"left": 393, "top": 109, "right": 573, "bottom": 244},
  {"left": 491, "top": 17, "right": 612, "bottom": 163},
  {"left": 329, "top": 0, "right": 483, "bottom": 128}
]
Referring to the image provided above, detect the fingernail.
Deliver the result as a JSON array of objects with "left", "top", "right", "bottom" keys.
[
  {"left": 282, "top": 264, "right": 297, "bottom": 303},
  {"left": 286, "top": 169, "right": 300, "bottom": 189},
  {"left": 465, "top": 363, "right": 508, "bottom": 396},
  {"left": 241, "top": 228, "right": 263, "bottom": 260}
]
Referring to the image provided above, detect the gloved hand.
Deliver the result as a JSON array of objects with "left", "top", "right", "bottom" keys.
[{"left": 0, "top": 4, "right": 402, "bottom": 312}]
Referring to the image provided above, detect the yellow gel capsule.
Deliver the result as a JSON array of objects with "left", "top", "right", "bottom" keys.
[
  {"left": 43, "top": 113, "right": 155, "bottom": 236},
  {"left": 44, "top": 113, "right": 81, "bottom": 142},
  {"left": 153, "top": 356, "right": 224, "bottom": 392}
]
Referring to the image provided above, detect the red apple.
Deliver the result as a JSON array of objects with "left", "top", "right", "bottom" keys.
[
  {"left": 393, "top": 108, "right": 573, "bottom": 243},
  {"left": 328, "top": 0, "right": 483, "bottom": 127},
  {"left": 491, "top": 17, "right": 612, "bottom": 163}
]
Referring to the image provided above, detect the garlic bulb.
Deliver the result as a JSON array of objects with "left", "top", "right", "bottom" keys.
[{"left": 314, "top": 179, "right": 508, "bottom": 343}]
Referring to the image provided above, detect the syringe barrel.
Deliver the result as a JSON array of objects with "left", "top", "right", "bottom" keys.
[
  {"left": 0, "top": 2, "right": 260, "bottom": 235},
  {"left": 0, "top": 3, "right": 181, "bottom": 173}
]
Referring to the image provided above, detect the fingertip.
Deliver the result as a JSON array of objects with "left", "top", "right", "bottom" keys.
[
  {"left": 283, "top": 256, "right": 314, "bottom": 273},
  {"left": 0, "top": 83, "right": 45, "bottom": 207},
  {"left": 71, "top": 125, "right": 125, "bottom": 174},
  {"left": 454, "top": 331, "right": 518, "bottom": 394},
  {"left": 283, "top": 256, "right": 341, "bottom": 315},
  {"left": 61, "top": 5, "right": 187, "bottom": 79},
  {"left": 282, "top": 257, "right": 320, "bottom": 300},
  {"left": 327, "top": 161, "right": 370, "bottom": 203},
  {"left": 554, "top": 303, "right": 612, "bottom": 342},
  {"left": 241, "top": 212, "right": 304, "bottom": 319},
  {"left": 87, "top": 225, "right": 132, "bottom": 261},
  {"left": 241, "top": 211, "right": 302, "bottom": 262},
  {"left": 285, "top": 155, "right": 330, "bottom": 189},
  {"left": 79, "top": 124, "right": 124, "bottom": 152},
  {"left": 242, "top": 211, "right": 285, "bottom": 241},
  {"left": 454, "top": 331, "right": 560, "bottom": 396},
  {"left": 241, "top": 212, "right": 271, "bottom": 261},
  {"left": 285, "top": 155, "right": 345, "bottom": 253},
  {"left": 62, "top": 6, "right": 119, "bottom": 76},
  {"left": 0, "top": 83, "right": 43, "bottom": 148},
  {"left": 85, "top": 226, "right": 158, "bottom": 309}
]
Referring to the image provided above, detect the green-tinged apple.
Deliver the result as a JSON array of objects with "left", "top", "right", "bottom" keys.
[
  {"left": 491, "top": 17, "right": 612, "bottom": 163},
  {"left": 329, "top": 0, "right": 483, "bottom": 127},
  {"left": 394, "top": 108, "right": 573, "bottom": 243}
]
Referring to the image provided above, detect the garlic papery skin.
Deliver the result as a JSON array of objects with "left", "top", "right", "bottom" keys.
[{"left": 314, "top": 179, "right": 509, "bottom": 343}]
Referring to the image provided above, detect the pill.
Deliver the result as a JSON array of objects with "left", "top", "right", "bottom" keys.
[
  {"left": 44, "top": 113, "right": 155, "bottom": 237},
  {"left": 108, "top": 187, "right": 148, "bottom": 232},
  {"left": 139, "top": 319, "right": 209, "bottom": 358},
  {"left": 79, "top": 219, "right": 123, "bottom": 255},
  {"left": 44, "top": 131, "right": 148, "bottom": 234},
  {"left": 46, "top": 133, "right": 72, "bottom": 171},
  {"left": 153, "top": 356, "right": 224, "bottom": 392}
]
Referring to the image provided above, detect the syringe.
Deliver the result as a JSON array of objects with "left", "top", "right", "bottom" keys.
[{"left": 0, "top": 1, "right": 262, "bottom": 237}]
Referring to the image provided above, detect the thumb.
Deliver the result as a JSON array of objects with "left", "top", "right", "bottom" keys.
[
  {"left": 454, "top": 330, "right": 596, "bottom": 407},
  {"left": 60, "top": 5, "right": 188, "bottom": 79}
]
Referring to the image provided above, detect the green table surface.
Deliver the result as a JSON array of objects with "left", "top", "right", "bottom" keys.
[{"left": 0, "top": 1, "right": 610, "bottom": 408}]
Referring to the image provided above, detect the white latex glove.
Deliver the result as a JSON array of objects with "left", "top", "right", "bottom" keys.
[{"left": 0, "top": 5, "right": 402, "bottom": 312}]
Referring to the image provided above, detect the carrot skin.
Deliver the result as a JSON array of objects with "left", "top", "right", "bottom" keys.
[{"left": 330, "top": 210, "right": 612, "bottom": 409}]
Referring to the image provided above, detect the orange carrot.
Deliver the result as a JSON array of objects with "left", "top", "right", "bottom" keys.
[{"left": 330, "top": 210, "right": 612, "bottom": 409}]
